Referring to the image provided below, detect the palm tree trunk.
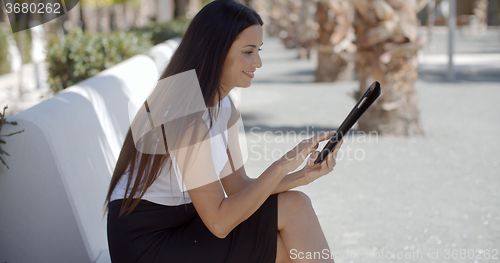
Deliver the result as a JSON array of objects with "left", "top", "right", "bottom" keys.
[
  {"left": 316, "top": 0, "right": 355, "bottom": 81},
  {"left": 81, "top": 4, "right": 98, "bottom": 32},
  {"left": 157, "top": 0, "right": 175, "bottom": 23},
  {"left": 186, "top": 0, "right": 201, "bottom": 18},
  {"left": 67, "top": 2, "right": 82, "bottom": 30},
  {"left": 99, "top": 6, "right": 111, "bottom": 33},
  {"left": 246, "top": 0, "right": 269, "bottom": 25},
  {"left": 269, "top": 0, "right": 297, "bottom": 48},
  {"left": 296, "top": 0, "right": 317, "bottom": 60},
  {"left": 268, "top": 0, "right": 288, "bottom": 38},
  {"left": 0, "top": 2, "right": 6, "bottom": 23},
  {"left": 135, "top": 0, "right": 155, "bottom": 27},
  {"left": 474, "top": 0, "right": 488, "bottom": 30},
  {"left": 353, "top": 0, "right": 426, "bottom": 136},
  {"left": 267, "top": 0, "right": 317, "bottom": 55},
  {"left": 124, "top": 1, "right": 136, "bottom": 29},
  {"left": 17, "top": 12, "right": 28, "bottom": 99},
  {"left": 174, "top": 0, "right": 188, "bottom": 18}
]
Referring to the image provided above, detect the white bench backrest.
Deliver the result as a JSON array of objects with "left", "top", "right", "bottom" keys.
[{"left": 0, "top": 55, "right": 158, "bottom": 263}]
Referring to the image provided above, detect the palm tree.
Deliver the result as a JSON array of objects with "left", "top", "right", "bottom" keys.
[
  {"left": 315, "top": 0, "right": 355, "bottom": 82},
  {"left": 267, "top": 0, "right": 318, "bottom": 59},
  {"left": 0, "top": 4, "right": 6, "bottom": 23},
  {"left": 79, "top": 0, "right": 154, "bottom": 32},
  {"left": 473, "top": 0, "right": 488, "bottom": 31},
  {"left": 352, "top": 0, "right": 428, "bottom": 136},
  {"left": 174, "top": 0, "right": 201, "bottom": 18},
  {"left": 268, "top": 0, "right": 301, "bottom": 48},
  {"left": 243, "top": 0, "right": 269, "bottom": 24}
]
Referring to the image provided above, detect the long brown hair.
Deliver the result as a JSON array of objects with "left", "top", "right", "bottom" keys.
[{"left": 104, "top": 0, "right": 263, "bottom": 217}]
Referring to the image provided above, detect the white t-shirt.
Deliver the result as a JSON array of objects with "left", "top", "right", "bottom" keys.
[{"left": 110, "top": 96, "right": 232, "bottom": 206}]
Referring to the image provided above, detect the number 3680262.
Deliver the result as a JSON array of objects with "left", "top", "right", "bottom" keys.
[{"left": 5, "top": 3, "right": 61, "bottom": 14}]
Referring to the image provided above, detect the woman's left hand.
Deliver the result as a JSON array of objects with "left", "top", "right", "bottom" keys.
[{"left": 301, "top": 134, "right": 343, "bottom": 185}]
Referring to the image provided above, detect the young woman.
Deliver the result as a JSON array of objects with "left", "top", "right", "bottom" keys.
[{"left": 105, "top": 1, "right": 342, "bottom": 262}]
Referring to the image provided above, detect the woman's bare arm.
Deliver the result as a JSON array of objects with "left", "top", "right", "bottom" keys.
[
  {"left": 219, "top": 99, "right": 307, "bottom": 196},
  {"left": 221, "top": 165, "right": 306, "bottom": 196},
  {"left": 175, "top": 100, "right": 334, "bottom": 239},
  {"left": 172, "top": 119, "right": 287, "bottom": 239}
]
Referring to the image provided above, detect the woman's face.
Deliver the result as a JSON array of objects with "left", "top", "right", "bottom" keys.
[{"left": 220, "top": 24, "right": 263, "bottom": 91}]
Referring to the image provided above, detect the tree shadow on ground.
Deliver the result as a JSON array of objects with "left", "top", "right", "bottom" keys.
[{"left": 418, "top": 71, "right": 500, "bottom": 83}]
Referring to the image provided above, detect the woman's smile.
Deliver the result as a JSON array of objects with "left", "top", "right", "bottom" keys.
[{"left": 243, "top": 71, "right": 255, "bottom": 78}]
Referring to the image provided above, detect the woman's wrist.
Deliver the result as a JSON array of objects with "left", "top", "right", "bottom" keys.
[
  {"left": 270, "top": 169, "right": 308, "bottom": 194},
  {"left": 271, "top": 159, "right": 289, "bottom": 179},
  {"left": 283, "top": 169, "right": 308, "bottom": 188},
  {"left": 297, "top": 168, "right": 309, "bottom": 186}
]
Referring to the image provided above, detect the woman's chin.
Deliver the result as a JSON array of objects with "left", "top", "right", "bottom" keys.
[{"left": 240, "top": 82, "right": 252, "bottom": 88}]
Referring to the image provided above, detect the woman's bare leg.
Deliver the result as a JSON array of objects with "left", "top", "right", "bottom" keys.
[
  {"left": 276, "top": 190, "right": 334, "bottom": 262},
  {"left": 276, "top": 232, "right": 292, "bottom": 263}
]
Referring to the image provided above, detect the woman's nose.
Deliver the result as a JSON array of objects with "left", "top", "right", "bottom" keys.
[{"left": 253, "top": 54, "right": 262, "bottom": 69}]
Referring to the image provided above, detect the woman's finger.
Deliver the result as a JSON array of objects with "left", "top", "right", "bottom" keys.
[
  {"left": 321, "top": 155, "right": 331, "bottom": 174},
  {"left": 321, "top": 151, "right": 336, "bottom": 172},
  {"left": 310, "top": 130, "right": 336, "bottom": 144},
  {"left": 322, "top": 152, "right": 330, "bottom": 171},
  {"left": 307, "top": 151, "right": 320, "bottom": 166},
  {"left": 302, "top": 142, "right": 319, "bottom": 159},
  {"left": 329, "top": 151, "right": 336, "bottom": 169}
]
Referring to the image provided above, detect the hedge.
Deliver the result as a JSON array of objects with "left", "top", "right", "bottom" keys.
[
  {"left": 46, "top": 29, "right": 152, "bottom": 94},
  {"left": 130, "top": 18, "right": 191, "bottom": 45}
]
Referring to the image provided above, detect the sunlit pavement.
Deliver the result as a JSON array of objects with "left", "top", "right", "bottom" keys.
[{"left": 240, "top": 29, "right": 500, "bottom": 262}]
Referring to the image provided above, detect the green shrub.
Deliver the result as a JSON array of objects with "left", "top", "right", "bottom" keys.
[
  {"left": 130, "top": 18, "right": 191, "bottom": 45},
  {"left": 0, "top": 26, "right": 10, "bottom": 76},
  {"left": 46, "top": 29, "right": 153, "bottom": 94}
]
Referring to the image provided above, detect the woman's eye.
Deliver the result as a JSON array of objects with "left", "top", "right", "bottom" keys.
[{"left": 244, "top": 49, "right": 262, "bottom": 55}]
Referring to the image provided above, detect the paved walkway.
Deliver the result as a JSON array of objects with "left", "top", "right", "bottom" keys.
[{"left": 239, "top": 29, "right": 500, "bottom": 262}]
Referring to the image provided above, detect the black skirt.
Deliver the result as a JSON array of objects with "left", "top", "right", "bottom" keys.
[{"left": 107, "top": 194, "right": 279, "bottom": 263}]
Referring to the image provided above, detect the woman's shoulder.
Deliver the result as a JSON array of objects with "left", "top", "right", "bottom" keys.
[
  {"left": 202, "top": 95, "right": 234, "bottom": 128},
  {"left": 225, "top": 95, "right": 239, "bottom": 127},
  {"left": 222, "top": 95, "right": 231, "bottom": 108}
]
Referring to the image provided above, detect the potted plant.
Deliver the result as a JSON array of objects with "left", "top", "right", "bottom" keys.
[{"left": 0, "top": 105, "right": 25, "bottom": 169}]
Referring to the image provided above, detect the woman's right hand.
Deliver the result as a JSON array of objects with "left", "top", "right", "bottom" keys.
[
  {"left": 276, "top": 131, "right": 336, "bottom": 174},
  {"left": 302, "top": 135, "right": 343, "bottom": 184}
]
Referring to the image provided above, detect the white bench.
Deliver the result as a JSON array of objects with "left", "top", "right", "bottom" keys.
[
  {"left": 0, "top": 54, "right": 159, "bottom": 263},
  {"left": 149, "top": 37, "right": 181, "bottom": 76},
  {"left": 0, "top": 36, "right": 244, "bottom": 262}
]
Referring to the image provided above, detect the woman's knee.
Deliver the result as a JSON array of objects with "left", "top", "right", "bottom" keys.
[
  {"left": 279, "top": 190, "right": 312, "bottom": 214},
  {"left": 284, "top": 190, "right": 311, "bottom": 208},
  {"left": 277, "top": 191, "right": 312, "bottom": 230}
]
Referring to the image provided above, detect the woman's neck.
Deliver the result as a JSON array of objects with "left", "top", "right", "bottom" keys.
[{"left": 209, "top": 86, "right": 233, "bottom": 107}]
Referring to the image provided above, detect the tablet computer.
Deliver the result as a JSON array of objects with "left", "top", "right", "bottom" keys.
[{"left": 314, "top": 81, "right": 382, "bottom": 165}]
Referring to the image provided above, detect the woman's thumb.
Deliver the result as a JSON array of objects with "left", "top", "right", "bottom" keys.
[{"left": 307, "top": 151, "right": 320, "bottom": 166}]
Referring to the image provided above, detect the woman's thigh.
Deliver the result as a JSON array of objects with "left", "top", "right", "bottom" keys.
[
  {"left": 108, "top": 195, "right": 279, "bottom": 263},
  {"left": 107, "top": 199, "right": 231, "bottom": 262},
  {"left": 276, "top": 231, "right": 292, "bottom": 263}
]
